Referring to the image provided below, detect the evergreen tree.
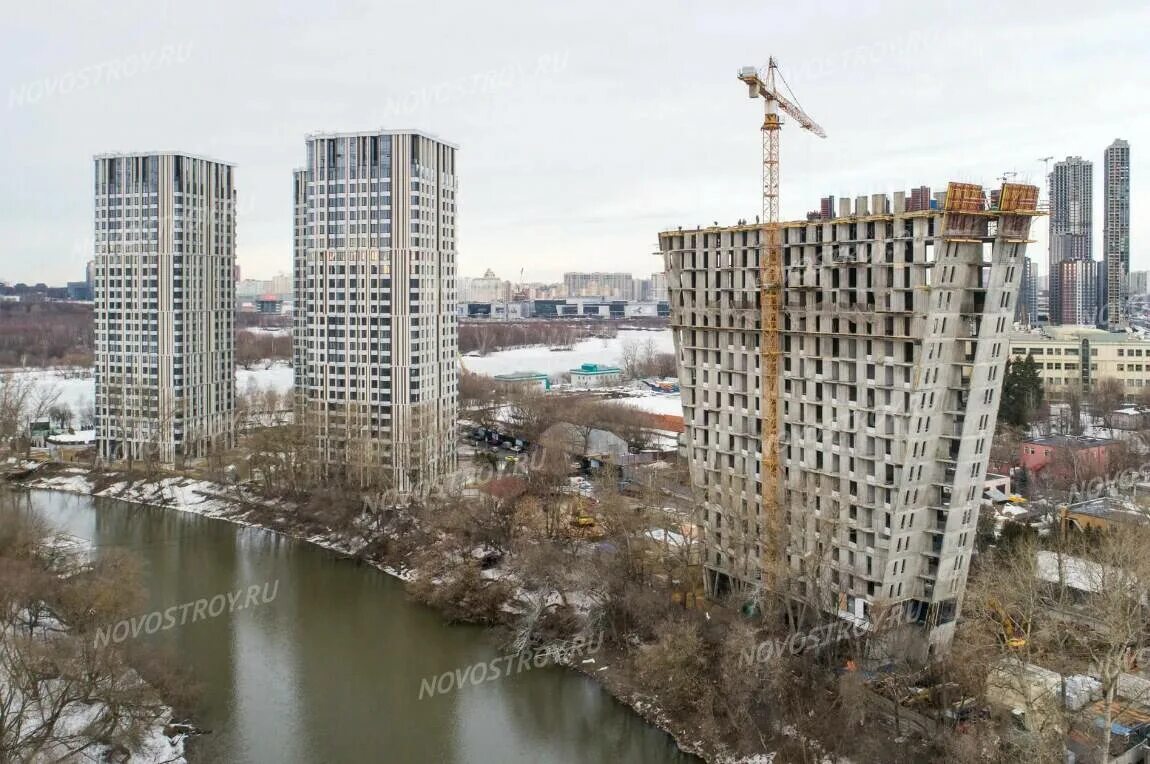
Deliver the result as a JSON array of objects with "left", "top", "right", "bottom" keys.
[
  {"left": 1019, "top": 353, "right": 1044, "bottom": 413},
  {"left": 999, "top": 356, "right": 1023, "bottom": 427},
  {"left": 998, "top": 354, "right": 1043, "bottom": 428}
]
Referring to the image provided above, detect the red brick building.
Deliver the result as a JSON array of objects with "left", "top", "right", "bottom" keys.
[{"left": 1020, "top": 435, "right": 1116, "bottom": 483}]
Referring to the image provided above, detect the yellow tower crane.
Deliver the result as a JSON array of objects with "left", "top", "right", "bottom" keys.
[{"left": 738, "top": 59, "right": 825, "bottom": 600}]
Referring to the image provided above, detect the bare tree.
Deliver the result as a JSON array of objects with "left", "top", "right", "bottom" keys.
[
  {"left": 47, "top": 402, "right": 73, "bottom": 431},
  {"left": 1062, "top": 386, "right": 1085, "bottom": 436},
  {"left": 1092, "top": 377, "right": 1127, "bottom": 436},
  {"left": 0, "top": 503, "right": 188, "bottom": 762},
  {"left": 965, "top": 527, "right": 1150, "bottom": 762},
  {"left": 0, "top": 373, "right": 61, "bottom": 454}
]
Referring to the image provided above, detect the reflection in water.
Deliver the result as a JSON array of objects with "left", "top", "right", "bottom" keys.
[{"left": 18, "top": 490, "right": 694, "bottom": 764}]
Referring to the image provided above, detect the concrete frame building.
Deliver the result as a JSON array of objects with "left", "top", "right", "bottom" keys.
[
  {"left": 1048, "top": 156, "right": 1093, "bottom": 325},
  {"left": 1103, "top": 139, "right": 1131, "bottom": 330},
  {"left": 93, "top": 152, "right": 236, "bottom": 464},
  {"left": 293, "top": 130, "right": 458, "bottom": 491},
  {"left": 661, "top": 182, "right": 1038, "bottom": 652}
]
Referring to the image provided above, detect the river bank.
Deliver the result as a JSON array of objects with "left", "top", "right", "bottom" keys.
[
  {"left": 0, "top": 488, "right": 190, "bottom": 763},
  {"left": 18, "top": 464, "right": 732, "bottom": 762}
]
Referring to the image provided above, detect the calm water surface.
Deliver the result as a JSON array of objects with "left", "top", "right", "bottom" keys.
[{"left": 19, "top": 490, "right": 694, "bottom": 764}]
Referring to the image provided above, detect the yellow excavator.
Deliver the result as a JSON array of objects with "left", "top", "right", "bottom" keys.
[{"left": 989, "top": 599, "right": 1027, "bottom": 649}]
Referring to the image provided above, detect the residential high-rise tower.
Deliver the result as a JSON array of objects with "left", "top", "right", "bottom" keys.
[
  {"left": 1048, "top": 156, "right": 1093, "bottom": 324},
  {"left": 293, "top": 130, "right": 458, "bottom": 491},
  {"left": 1103, "top": 139, "right": 1130, "bottom": 330},
  {"left": 93, "top": 152, "right": 236, "bottom": 464},
  {"left": 1016, "top": 256, "right": 1037, "bottom": 326}
]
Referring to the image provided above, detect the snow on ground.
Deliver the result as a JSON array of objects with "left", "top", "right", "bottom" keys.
[
  {"left": 9, "top": 364, "right": 295, "bottom": 414},
  {"left": 47, "top": 429, "right": 95, "bottom": 444},
  {"left": 13, "top": 329, "right": 671, "bottom": 413},
  {"left": 240, "top": 326, "right": 290, "bottom": 336},
  {"left": 236, "top": 361, "right": 293, "bottom": 395},
  {"left": 615, "top": 392, "right": 685, "bottom": 417},
  {"left": 461, "top": 329, "right": 673, "bottom": 378},
  {"left": 6, "top": 367, "right": 97, "bottom": 416}
]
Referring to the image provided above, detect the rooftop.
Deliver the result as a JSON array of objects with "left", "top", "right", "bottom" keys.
[
  {"left": 493, "top": 371, "right": 548, "bottom": 380},
  {"left": 571, "top": 363, "right": 621, "bottom": 374},
  {"left": 304, "top": 128, "right": 458, "bottom": 149},
  {"left": 1025, "top": 434, "right": 1117, "bottom": 449},
  {"left": 93, "top": 151, "right": 235, "bottom": 166},
  {"left": 1065, "top": 497, "right": 1150, "bottom": 525},
  {"left": 658, "top": 182, "right": 1041, "bottom": 237},
  {"left": 1010, "top": 326, "right": 1150, "bottom": 345}
]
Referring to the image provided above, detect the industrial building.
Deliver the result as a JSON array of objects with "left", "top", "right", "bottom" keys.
[
  {"left": 1008, "top": 325, "right": 1150, "bottom": 396},
  {"left": 662, "top": 182, "right": 1039, "bottom": 652},
  {"left": 293, "top": 130, "right": 458, "bottom": 491},
  {"left": 569, "top": 363, "right": 623, "bottom": 387},
  {"left": 93, "top": 152, "right": 236, "bottom": 464},
  {"left": 492, "top": 371, "right": 550, "bottom": 391}
]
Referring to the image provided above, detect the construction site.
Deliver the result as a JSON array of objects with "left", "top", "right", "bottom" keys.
[{"left": 661, "top": 59, "right": 1041, "bottom": 657}]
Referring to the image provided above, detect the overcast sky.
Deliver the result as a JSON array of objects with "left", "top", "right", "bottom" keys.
[{"left": 3, "top": 0, "right": 1147, "bottom": 285}]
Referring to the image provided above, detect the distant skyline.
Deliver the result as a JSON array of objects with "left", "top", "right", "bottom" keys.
[{"left": 3, "top": 0, "right": 1147, "bottom": 285}]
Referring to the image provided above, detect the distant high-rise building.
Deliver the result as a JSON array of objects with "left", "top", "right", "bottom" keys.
[
  {"left": 1036, "top": 289, "right": 1050, "bottom": 323},
  {"left": 1103, "top": 139, "right": 1130, "bottom": 329},
  {"left": 293, "top": 130, "right": 458, "bottom": 491},
  {"left": 563, "top": 272, "right": 634, "bottom": 299},
  {"left": 1048, "top": 156, "right": 1093, "bottom": 324},
  {"left": 1016, "top": 256, "right": 1036, "bottom": 326},
  {"left": 460, "top": 268, "right": 511, "bottom": 302},
  {"left": 907, "top": 185, "right": 932, "bottom": 212},
  {"left": 269, "top": 271, "right": 292, "bottom": 297},
  {"left": 94, "top": 152, "right": 236, "bottom": 464},
  {"left": 1128, "top": 271, "right": 1149, "bottom": 296},
  {"left": 1055, "top": 259, "right": 1099, "bottom": 326},
  {"left": 649, "top": 271, "right": 668, "bottom": 301},
  {"left": 661, "top": 182, "right": 1038, "bottom": 653},
  {"left": 819, "top": 195, "right": 835, "bottom": 219}
]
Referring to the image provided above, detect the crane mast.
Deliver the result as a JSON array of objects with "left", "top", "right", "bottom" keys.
[{"left": 738, "top": 59, "right": 825, "bottom": 602}]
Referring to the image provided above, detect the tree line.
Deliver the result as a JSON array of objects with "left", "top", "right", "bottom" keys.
[{"left": 0, "top": 302, "right": 93, "bottom": 368}]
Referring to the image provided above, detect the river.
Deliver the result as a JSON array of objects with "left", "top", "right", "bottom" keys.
[{"left": 17, "top": 490, "right": 695, "bottom": 764}]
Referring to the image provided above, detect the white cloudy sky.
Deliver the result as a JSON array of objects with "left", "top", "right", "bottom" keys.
[{"left": 3, "top": 0, "right": 1147, "bottom": 285}]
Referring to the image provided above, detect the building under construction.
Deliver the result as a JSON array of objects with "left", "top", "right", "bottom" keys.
[{"left": 661, "top": 182, "right": 1040, "bottom": 653}]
